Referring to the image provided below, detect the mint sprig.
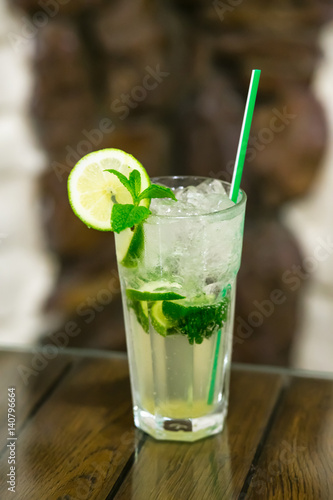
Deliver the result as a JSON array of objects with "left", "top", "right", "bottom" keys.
[
  {"left": 111, "top": 204, "right": 151, "bottom": 233},
  {"left": 105, "top": 169, "right": 176, "bottom": 233},
  {"left": 130, "top": 170, "right": 141, "bottom": 199},
  {"left": 105, "top": 169, "right": 134, "bottom": 199},
  {"left": 137, "top": 184, "right": 177, "bottom": 203}
]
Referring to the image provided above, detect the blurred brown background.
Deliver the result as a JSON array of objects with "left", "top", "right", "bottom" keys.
[{"left": 1, "top": 0, "right": 333, "bottom": 369}]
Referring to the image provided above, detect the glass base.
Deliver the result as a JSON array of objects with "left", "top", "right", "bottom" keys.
[{"left": 133, "top": 403, "right": 228, "bottom": 442}]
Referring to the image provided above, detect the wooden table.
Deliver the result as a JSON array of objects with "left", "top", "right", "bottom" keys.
[{"left": 0, "top": 347, "right": 332, "bottom": 499}]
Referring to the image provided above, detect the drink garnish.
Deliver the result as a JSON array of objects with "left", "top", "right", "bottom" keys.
[
  {"left": 108, "top": 169, "right": 176, "bottom": 233},
  {"left": 67, "top": 148, "right": 176, "bottom": 266},
  {"left": 68, "top": 148, "right": 176, "bottom": 232}
]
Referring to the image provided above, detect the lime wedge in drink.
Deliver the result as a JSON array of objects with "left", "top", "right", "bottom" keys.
[
  {"left": 162, "top": 294, "right": 217, "bottom": 319},
  {"left": 127, "top": 289, "right": 185, "bottom": 301},
  {"left": 126, "top": 280, "right": 185, "bottom": 302},
  {"left": 162, "top": 295, "right": 229, "bottom": 344},
  {"left": 150, "top": 301, "right": 177, "bottom": 336},
  {"left": 67, "top": 148, "right": 150, "bottom": 231},
  {"left": 128, "top": 299, "right": 149, "bottom": 333}
]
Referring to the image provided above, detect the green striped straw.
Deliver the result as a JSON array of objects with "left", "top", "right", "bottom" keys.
[
  {"left": 207, "top": 69, "right": 261, "bottom": 405},
  {"left": 230, "top": 69, "right": 261, "bottom": 203}
]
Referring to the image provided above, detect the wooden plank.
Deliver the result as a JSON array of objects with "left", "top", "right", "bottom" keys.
[
  {"left": 246, "top": 376, "right": 333, "bottom": 499},
  {"left": 115, "top": 369, "right": 285, "bottom": 500},
  {"left": 0, "top": 356, "right": 135, "bottom": 499},
  {"left": 0, "top": 350, "right": 72, "bottom": 453}
]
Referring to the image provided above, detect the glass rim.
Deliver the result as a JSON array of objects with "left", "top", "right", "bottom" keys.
[{"left": 146, "top": 176, "right": 247, "bottom": 221}]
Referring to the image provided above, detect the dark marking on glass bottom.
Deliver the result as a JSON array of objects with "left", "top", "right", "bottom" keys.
[{"left": 164, "top": 419, "right": 193, "bottom": 432}]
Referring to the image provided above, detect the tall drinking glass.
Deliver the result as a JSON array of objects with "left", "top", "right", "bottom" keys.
[{"left": 115, "top": 177, "right": 246, "bottom": 442}]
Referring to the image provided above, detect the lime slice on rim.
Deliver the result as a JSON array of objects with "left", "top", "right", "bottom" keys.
[{"left": 67, "top": 148, "right": 150, "bottom": 231}]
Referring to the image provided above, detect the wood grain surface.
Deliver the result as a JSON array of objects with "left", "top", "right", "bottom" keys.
[
  {"left": 0, "top": 350, "right": 332, "bottom": 500},
  {"left": 0, "top": 350, "right": 72, "bottom": 454},
  {"left": 115, "top": 371, "right": 284, "bottom": 500},
  {"left": 246, "top": 376, "right": 333, "bottom": 499},
  {"left": 0, "top": 354, "right": 134, "bottom": 500}
]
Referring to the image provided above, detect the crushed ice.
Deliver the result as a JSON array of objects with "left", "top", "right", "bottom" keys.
[{"left": 150, "top": 178, "right": 235, "bottom": 216}]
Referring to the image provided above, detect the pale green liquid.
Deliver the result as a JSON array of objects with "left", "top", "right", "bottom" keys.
[{"left": 123, "top": 299, "right": 234, "bottom": 441}]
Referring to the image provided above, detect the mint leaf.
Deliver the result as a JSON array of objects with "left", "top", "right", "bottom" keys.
[
  {"left": 138, "top": 184, "right": 177, "bottom": 202},
  {"left": 129, "top": 170, "right": 141, "bottom": 200},
  {"left": 104, "top": 169, "right": 135, "bottom": 200},
  {"left": 111, "top": 204, "right": 151, "bottom": 233}
]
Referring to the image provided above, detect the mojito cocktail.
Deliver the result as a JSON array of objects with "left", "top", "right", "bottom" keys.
[{"left": 115, "top": 176, "right": 246, "bottom": 441}]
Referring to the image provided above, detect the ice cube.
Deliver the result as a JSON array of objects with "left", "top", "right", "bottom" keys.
[
  {"left": 196, "top": 179, "right": 228, "bottom": 195},
  {"left": 150, "top": 178, "right": 234, "bottom": 216},
  {"left": 216, "top": 196, "right": 234, "bottom": 211},
  {"left": 203, "top": 282, "right": 222, "bottom": 298}
]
